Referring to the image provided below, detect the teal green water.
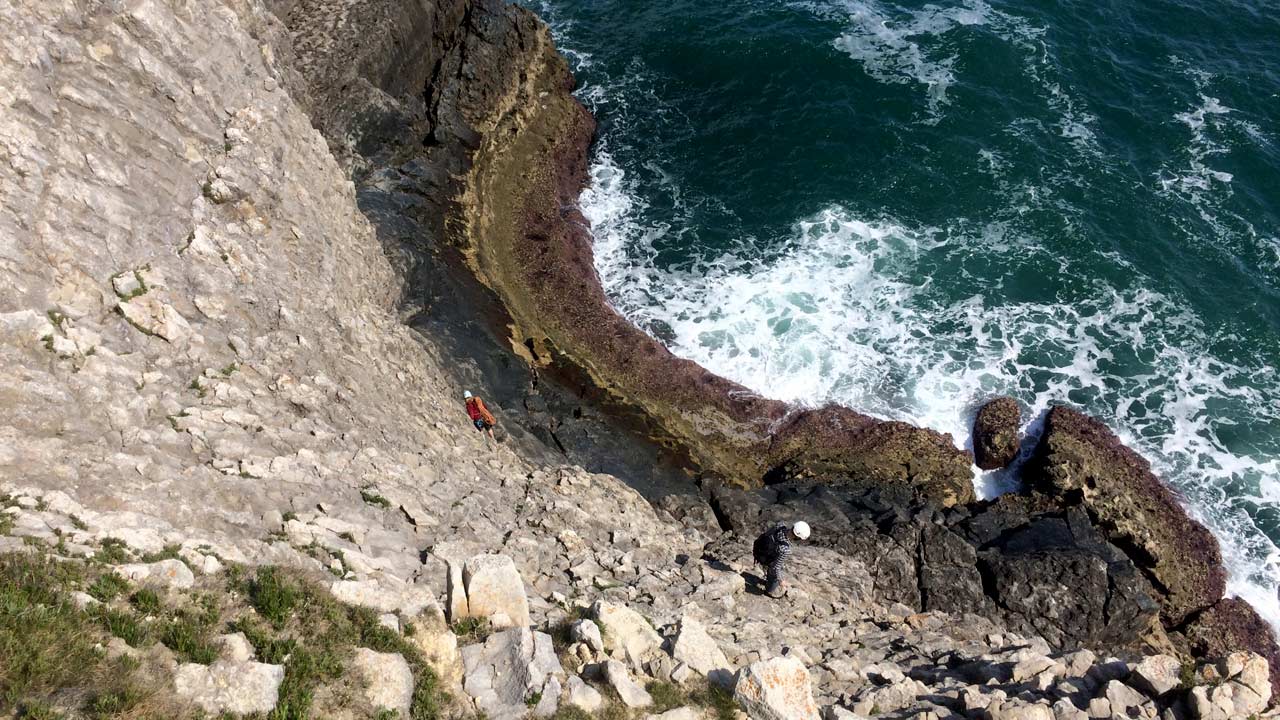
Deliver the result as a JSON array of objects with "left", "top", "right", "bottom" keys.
[{"left": 523, "top": 0, "right": 1280, "bottom": 623}]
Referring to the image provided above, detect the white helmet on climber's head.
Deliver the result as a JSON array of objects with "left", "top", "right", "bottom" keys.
[
  {"left": 464, "top": 390, "right": 473, "bottom": 399},
  {"left": 792, "top": 521, "right": 811, "bottom": 540}
]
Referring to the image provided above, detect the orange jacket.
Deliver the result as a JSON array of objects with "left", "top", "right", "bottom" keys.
[{"left": 466, "top": 397, "right": 496, "bottom": 425}]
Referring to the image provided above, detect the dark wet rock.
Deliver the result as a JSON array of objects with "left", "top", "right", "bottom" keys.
[
  {"left": 972, "top": 396, "right": 1022, "bottom": 470},
  {"left": 1180, "top": 597, "right": 1280, "bottom": 697},
  {"left": 1025, "top": 406, "right": 1225, "bottom": 627},
  {"left": 976, "top": 507, "right": 1160, "bottom": 649},
  {"left": 708, "top": 482, "right": 1161, "bottom": 652}
]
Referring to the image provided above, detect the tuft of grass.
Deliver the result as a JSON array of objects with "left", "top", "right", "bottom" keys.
[
  {"left": 450, "top": 616, "right": 491, "bottom": 645},
  {"left": 359, "top": 488, "right": 391, "bottom": 509},
  {"left": 87, "top": 573, "right": 130, "bottom": 603},
  {"left": 130, "top": 589, "right": 161, "bottom": 615},
  {"left": 96, "top": 606, "right": 151, "bottom": 647},
  {"left": 160, "top": 611, "right": 219, "bottom": 665},
  {"left": 94, "top": 538, "right": 131, "bottom": 565},
  {"left": 646, "top": 681, "right": 685, "bottom": 714},
  {"left": 281, "top": 511, "right": 298, "bottom": 523},
  {"left": 549, "top": 706, "right": 593, "bottom": 720},
  {"left": 246, "top": 567, "right": 299, "bottom": 630},
  {"left": 1180, "top": 660, "right": 1197, "bottom": 690},
  {"left": 138, "top": 544, "right": 181, "bottom": 563}
]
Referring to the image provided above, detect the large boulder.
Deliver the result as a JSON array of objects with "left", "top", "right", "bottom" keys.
[
  {"left": 174, "top": 660, "right": 285, "bottom": 716},
  {"left": 593, "top": 600, "right": 662, "bottom": 669},
  {"left": 972, "top": 396, "right": 1021, "bottom": 470},
  {"left": 462, "top": 554, "right": 530, "bottom": 628},
  {"left": 671, "top": 616, "right": 734, "bottom": 687},
  {"left": 604, "top": 659, "right": 652, "bottom": 709},
  {"left": 461, "top": 627, "right": 563, "bottom": 719},
  {"left": 118, "top": 559, "right": 195, "bottom": 590},
  {"left": 353, "top": 649, "right": 414, "bottom": 716},
  {"left": 1025, "top": 406, "right": 1224, "bottom": 627},
  {"left": 733, "top": 657, "right": 820, "bottom": 720}
]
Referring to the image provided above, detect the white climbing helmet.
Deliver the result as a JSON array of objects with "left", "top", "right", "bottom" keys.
[
  {"left": 792, "top": 521, "right": 811, "bottom": 540},
  {"left": 464, "top": 390, "right": 473, "bottom": 399}
]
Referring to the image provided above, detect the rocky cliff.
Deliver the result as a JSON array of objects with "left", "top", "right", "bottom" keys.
[{"left": 0, "top": 1, "right": 1275, "bottom": 719}]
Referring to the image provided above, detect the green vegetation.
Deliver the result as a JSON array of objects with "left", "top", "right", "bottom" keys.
[
  {"left": 94, "top": 538, "right": 131, "bottom": 565},
  {"left": 130, "top": 589, "right": 162, "bottom": 615},
  {"left": 0, "top": 554, "right": 172, "bottom": 719},
  {"left": 230, "top": 566, "right": 449, "bottom": 720},
  {"left": 88, "top": 573, "right": 130, "bottom": 602},
  {"left": 450, "top": 616, "right": 491, "bottom": 645},
  {"left": 139, "top": 545, "right": 181, "bottom": 563},
  {"left": 359, "top": 488, "right": 391, "bottom": 509}
]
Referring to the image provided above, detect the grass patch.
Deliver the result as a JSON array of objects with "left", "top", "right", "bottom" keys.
[
  {"left": 87, "top": 573, "right": 130, "bottom": 603},
  {"left": 96, "top": 606, "right": 151, "bottom": 647},
  {"left": 231, "top": 567, "right": 449, "bottom": 720},
  {"left": 130, "top": 589, "right": 161, "bottom": 615},
  {"left": 94, "top": 538, "right": 131, "bottom": 565},
  {"left": 246, "top": 567, "right": 299, "bottom": 630},
  {"left": 450, "top": 616, "right": 491, "bottom": 645},
  {"left": 160, "top": 608, "right": 219, "bottom": 664},
  {"left": 0, "top": 553, "right": 171, "bottom": 718},
  {"left": 138, "top": 544, "right": 181, "bottom": 563},
  {"left": 359, "top": 488, "right": 391, "bottom": 509}
]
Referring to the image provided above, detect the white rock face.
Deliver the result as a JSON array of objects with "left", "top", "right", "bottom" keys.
[
  {"left": 353, "top": 648, "right": 415, "bottom": 715},
  {"left": 174, "top": 660, "right": 285, "bottom": 716},
  {"left": 330, "top": 578, "right": 437, "bottom": 617},
  {"left": 604, "top": 659, "right": 653, "bottom": 709},
  {"left": 406, "top": 608, "right": 463, "bottom": 688},
  {"left": 733, "top": 657, "right": 821, "bottom": 720},
  {"left": 593, "top": 600, "right": 662, "bottom": 670},
  {"left": 216, "top": 633, "right": 256, "bottom": 663},
  {"left": 461, "top": 627, "right": 564, "bottom": 719},
  {"left": 672, "top": 616, "right": 734, "bottom": 687},
  {"left": 565, "top": 674, "right": 603, "bottom": 712},
  {"left": 462, "top": 554, "right": 530, "bottom": 628},
  {"left": 1130, "top": 654, "right": 1181, "bottom": 696},
  {"left": 117, "top": 559, "right": 195, "bottom": 589}
]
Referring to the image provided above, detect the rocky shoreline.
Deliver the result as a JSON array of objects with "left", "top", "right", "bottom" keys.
[
  {"left": 0, "top": 0, "right": 1276, "bottom": 717},
  {"left": 430, "top": 0, "right": 1278, "bottom": 697}
]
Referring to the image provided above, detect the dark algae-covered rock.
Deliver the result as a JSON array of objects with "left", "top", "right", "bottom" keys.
[
  {"left": 972, "top": 396, "right": 1022, "bottom": 470},
  {"left": 708, "top": 482, "right": 1163, "bottom": 652},
  {"left": 1025, "top": 406, "right": 1225, "bottom": 627}
]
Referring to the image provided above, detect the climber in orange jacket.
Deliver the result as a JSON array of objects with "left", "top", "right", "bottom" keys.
[{"left": 463, "top": 390, "right": 497, "bottom": 441}]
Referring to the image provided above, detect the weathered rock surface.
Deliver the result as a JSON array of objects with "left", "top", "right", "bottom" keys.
[
  {"left": 1026, "top": 406, "right": 1225, "bottom": 628},
  {"left": 463, "top": 553, "right": 531, "bottom": 628},
  {"left": 353, "top": 649, "right": 415, "bottom": 715},
  {"left": 173, "top": 660, "right": 285, "bottom": 716},
  {"left": 973, "top": 396, "right": 1022, "bottom": 470},
  {"left": 461, "top": 627, "right": 563, "bottom": 719},
  {"left": 733, "top": 657, "right": 820, "bottom": 720}
]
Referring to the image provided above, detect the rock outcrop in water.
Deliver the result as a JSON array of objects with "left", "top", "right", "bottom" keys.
[
  {"left": 973, "top": 396, "right": 1022, "bottom": 470},
  {"left": 0, "top": 0, "right": 1277, "bottom": 717}
]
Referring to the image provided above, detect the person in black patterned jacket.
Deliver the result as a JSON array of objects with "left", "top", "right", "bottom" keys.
[{"left": 753, "top": 521, "right": 811, "bottom": 597}]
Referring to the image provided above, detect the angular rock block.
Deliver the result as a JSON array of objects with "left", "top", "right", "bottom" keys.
[
  {"left": 733, "top": 657, "right": 820, "bottom": 720},
  {"left": 463, "top": 554, "right": 530, "bottom": 628}
]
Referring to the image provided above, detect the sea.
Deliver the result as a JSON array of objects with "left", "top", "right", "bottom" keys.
[{"left": 520, "top": 0, "right": 1280, "bottom": 631}]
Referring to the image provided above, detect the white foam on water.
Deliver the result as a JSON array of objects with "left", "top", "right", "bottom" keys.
[
  {"left": 534, "top": 0, "right": 1280, "bottom": 634},
  {"left": 579, "top": 150, "right": 1280, "bottom": 632}
]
